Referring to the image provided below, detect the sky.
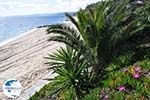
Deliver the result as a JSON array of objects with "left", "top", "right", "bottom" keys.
[{"left": 0, "top": 0, "right": 100, "bottom": 16}]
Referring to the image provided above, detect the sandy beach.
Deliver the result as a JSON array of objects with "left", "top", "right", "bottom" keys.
[{"left": 0, "top": 27, "right": 64, "bottom": 99}]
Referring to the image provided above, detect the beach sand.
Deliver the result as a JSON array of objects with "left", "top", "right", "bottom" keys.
[{"left": 0, "top": 27, "right": 64, "bottom": 99}]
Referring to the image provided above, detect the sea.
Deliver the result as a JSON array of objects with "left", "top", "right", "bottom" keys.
[{"left": 0, "top": 13, "right": 68, "bottom": 43}]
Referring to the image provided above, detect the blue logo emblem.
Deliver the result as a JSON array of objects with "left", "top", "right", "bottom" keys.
[{"left": 3, "top": 79, "right": 22, "bottom": 98}]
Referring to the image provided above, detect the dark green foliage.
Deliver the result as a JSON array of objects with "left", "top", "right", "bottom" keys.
[
  {"left": 30, "top": 59, "right": 150, "bottom": 100},
  {"left": 30, "top": 0, "right": 150, "bottom": 99},
  {"left": 44, "top": 46, "right": 95, "bottom": 99},
  {"left": 44, "top": 0, "right": 150, "bottom": 99},
  {"left": 47, "top": 0, "right": 150, "bottom": 80},
  {"left": 81, "top": 88, "right": 99, "bottom": 100}
]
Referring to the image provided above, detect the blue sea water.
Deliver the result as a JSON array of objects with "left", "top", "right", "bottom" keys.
[{"left": 0, "top": 13, "right": 67, "bottom": 43}]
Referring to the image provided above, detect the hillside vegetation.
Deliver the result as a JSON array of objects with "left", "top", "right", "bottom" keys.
[{"left": 30, "top": 0, "right": 150, "bottom": 99}]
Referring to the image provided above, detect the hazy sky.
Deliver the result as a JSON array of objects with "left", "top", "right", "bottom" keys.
[{"left": 0, "top": 0, "right": 100, "bottom": 16}]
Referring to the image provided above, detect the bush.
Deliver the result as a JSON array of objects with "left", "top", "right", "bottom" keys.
[
  {"left": 30, "top": 0, "right": 150, "bottom": 99},
  {"left": 30, "top": 59, "right": 150, "bottom": 100}
]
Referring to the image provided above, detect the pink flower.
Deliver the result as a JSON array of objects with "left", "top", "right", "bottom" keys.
[
  {"left": 133, "top": 74, "right": 140, "bottom": 78},
  {"left": 118, "top": 86, "right": 126, "bottom": 91},
  {"left": 104, "top": 95, "right": 109, "bottom": 99},
  {"left": 134, "top": 67, "right": 141, "bottom": 72}
]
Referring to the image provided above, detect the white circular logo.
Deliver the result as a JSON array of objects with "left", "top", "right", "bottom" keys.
[{"left": 3, "top": 79, "right": 22, "bottom": 98}]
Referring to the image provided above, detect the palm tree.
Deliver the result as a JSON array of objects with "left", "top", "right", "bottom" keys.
[
  {"left": 47, "top": 0, "right": 150, "bottom": 84},
  {"left": 45, "top": 46, "right": 94, "bottom": 99}
]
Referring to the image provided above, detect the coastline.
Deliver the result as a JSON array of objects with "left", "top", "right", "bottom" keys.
[
  {"left": 0, "top": 26, "right": 64, "bottom": 99},
  {"left": 0, "top": 28, "right": 38, "bottom": 47}
]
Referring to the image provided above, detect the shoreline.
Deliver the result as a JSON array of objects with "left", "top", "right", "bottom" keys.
[
  {"left": 0, "top": 28, "right": 38, "bottom": 47},
  {"left": 0, "top": 26, "right": 64, "bottom": 99}
]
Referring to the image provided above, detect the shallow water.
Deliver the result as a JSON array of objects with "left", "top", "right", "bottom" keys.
[{"left": 0, "top": 13, "right": 66, "bottom": 43}]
